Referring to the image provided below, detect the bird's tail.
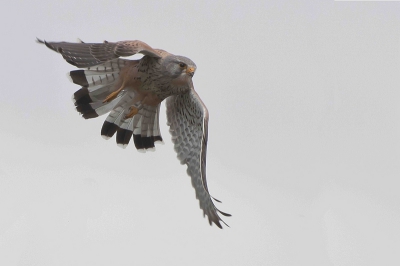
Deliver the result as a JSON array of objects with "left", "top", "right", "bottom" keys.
[
  {"left": 101, "top": 102, "right": 163, "bottom": 151},
  {"left": 69, "top": 59, "right": 163, "bottom": 151},
  {"left": 70, "top": 59, "right": 128, "bottom": 118}
]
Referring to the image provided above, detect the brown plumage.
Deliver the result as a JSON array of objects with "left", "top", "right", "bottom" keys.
[{"left": 38, "top": 38, "right": 230, "bottom": 228}]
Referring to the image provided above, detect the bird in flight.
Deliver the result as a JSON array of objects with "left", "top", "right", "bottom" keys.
[{"left": 38, "top": 38, "right": 230, "bottom": 228}]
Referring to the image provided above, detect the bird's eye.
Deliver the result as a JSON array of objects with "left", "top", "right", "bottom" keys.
[{"left": 179, "top": 63, "right": 185, "bottom": 68}]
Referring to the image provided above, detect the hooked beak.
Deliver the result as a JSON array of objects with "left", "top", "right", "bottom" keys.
[{"left": 186, "top": 67, "right": 195, "bottom": 77}]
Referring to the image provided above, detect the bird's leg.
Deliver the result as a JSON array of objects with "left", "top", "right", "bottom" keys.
[
  {"left": 125, "top": 106, "right": 139, "bottom": 119},
  {"left": 125, "top": 97, "right": 145, "bottom": 119},
  {"left": 103, "top": 80, "right": 126, "bottom": 103}
]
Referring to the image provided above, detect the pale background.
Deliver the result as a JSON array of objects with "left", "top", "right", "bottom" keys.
[{"left": 1, "top": 1, "right": 399, "bottom": 265}]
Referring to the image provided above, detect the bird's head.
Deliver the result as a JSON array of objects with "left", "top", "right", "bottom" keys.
[{"left": 161, "top": 55, "right": 197, "bottom": 79}]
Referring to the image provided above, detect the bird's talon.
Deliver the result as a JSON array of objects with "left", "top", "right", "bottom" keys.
[
  {"left": 103, "top": 83, "right": 125, "bottom": 103},
  {"left": 103, "top": 91, "right": 119, "bottom": 103},
  {"left": 125, "top": 106, "right": 138, "bottom": 119}
]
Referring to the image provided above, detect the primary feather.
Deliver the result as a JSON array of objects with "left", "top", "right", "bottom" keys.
[{"left": 39, "top": 38, "right": 230, "bottom": 228}]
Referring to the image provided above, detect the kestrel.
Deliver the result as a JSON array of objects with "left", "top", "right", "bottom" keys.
[{"left": 38, "top": 39, "right": 230, "bottom": 228}]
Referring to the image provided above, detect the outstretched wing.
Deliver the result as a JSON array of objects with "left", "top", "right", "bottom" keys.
[
  {"left": 166, "top": 88, "right": 231, "bottom": 228},
  {"left": 37, "top": 38, "right": 161, "bottom": 68}
]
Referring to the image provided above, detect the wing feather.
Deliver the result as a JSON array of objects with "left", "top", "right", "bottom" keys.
[
  {"left": 166, "top": 89, "right": 230, "bottom": 228},
  {"left": 37, "top": 38, "right": 161, "bottom": 68}
]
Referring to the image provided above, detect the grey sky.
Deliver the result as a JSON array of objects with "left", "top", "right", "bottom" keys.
[{"left": 1, "top": 1, "right": 400, "bottom": 265}]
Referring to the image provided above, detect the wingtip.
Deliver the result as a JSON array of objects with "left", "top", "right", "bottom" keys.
[
  {"left": 36, "top": 37, "right": 44, "bottom": 44},
  {"left": 215, "top": 216, "right": 230, "bottom": 229},
  {"left": 206, "top": 210, "right": 230, "bottom": 229},
  {"left": 221, "top": 220, "right": 230, "bottom": 228},
  {"left": 212, "top": 196, "right": 222, "bottom": 203},
  {"left": 37, "top": 38, "right": 57, "bottom": 52},
  {"left": 218, "top": 210, "right": 232, "bottom": 217}
]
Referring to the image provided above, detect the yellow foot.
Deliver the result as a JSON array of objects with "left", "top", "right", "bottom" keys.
[
  {"left": 125, "top": 106, "right": 139, "bottom": 119},
  {"left": 103, "top": 90, "right": 121, "bottom": 103},
  {"left": 103, "top": 82, "right": 126, "bottom": 103}
]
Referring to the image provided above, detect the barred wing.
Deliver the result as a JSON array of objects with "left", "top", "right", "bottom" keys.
[
  {"left": 37, "top": 39, "right": 161, "bottom": 68},
  {"left": 166, "top": 89, "right": 230, "bottom": 228}
]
